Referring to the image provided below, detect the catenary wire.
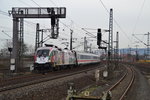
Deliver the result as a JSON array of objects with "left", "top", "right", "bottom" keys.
[
  {"left": 132, "top": 0, "right": 146, "bottom": 35},
  {"left": 98, "top": 0, "right": 132, "bottom": 42}
]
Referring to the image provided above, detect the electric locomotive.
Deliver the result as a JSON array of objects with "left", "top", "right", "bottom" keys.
[{"left": 33, "top": 44, "right": 100, "bottom": 71}]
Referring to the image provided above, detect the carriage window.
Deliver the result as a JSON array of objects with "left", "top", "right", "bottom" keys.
[
  {"left": 80, "top": 55, "right": 91, "bottom": 59},
  {"left": 93, "top": 56, "right": 99, "bottom": 59}
]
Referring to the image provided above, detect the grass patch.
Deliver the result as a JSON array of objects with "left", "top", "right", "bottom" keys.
[{"left": 78, "top": 85, "right": 101, "bottom": 97}]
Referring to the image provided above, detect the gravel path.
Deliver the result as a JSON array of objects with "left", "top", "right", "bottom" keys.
[
  {"left": 0, "top": 68, "right": 96, "bottom": 100},
  {"left": 126, "top": 66, "right": 150, "bottom": 100},
  {"left": 90, "top": 64, "right": 126, "bottom": 98}
]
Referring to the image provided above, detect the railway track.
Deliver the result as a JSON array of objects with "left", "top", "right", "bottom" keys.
[
  {"left": 0, "top": 64, "right": 100, "bottom": 93},
  {"left": 108, "top": 65, "right": 135, "bottom": 100}
]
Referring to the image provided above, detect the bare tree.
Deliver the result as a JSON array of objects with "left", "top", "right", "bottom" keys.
[
  {"left": 0, "top": 39, "right": 12, "bottom": 57},
  {"left": 0, "top": 40, "right": 34, "bottom": 57}
]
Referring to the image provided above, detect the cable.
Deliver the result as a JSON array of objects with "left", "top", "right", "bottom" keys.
[
  {"left": 98, "top": 0, "right": 109, "bottom": 13},
  {"left": 30, "top": 0, "right": 41, "bottom": 7},
  {"left": 17, "top": 0, "right": 32, "bottom": 7},
  {"left": 1, "top": 9, "right": 52, "bottom": 38},
  {"left": 0, "top": 25, "right": 12, "bottom": 30},
  {"left": 1, "top": 30, "right": 12, "bottom": 38},
  {"left": 0, "top": 10, "right": 38, "bottom": 39},
  {"left": 48, "top": 0, "right": 57, "bottom": 6},
  {"left": 113, "top": 19, "right": 132, "bottom": 42},
  {"left": 98, "top": 0, "right": 132, "bottom": 42},
  {"left": 0, "top": 10, "right": 9, "bottom": 16},
  {"left": 132, "top": 0, "right": 146, "bottom": 35},
  {"left": 0, "top": 10, "right": 36, "bottom": 27},
  {"left": 82, "top": 28, "right": 97, "bottom": 30},
  {"left": 132, "top": 34, "right": 147, "bottom": 46},
  {"left": 81, "top": 28, "right": 96, "bottom": 38}
]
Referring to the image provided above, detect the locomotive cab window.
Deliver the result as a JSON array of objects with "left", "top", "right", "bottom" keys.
[{"left": 37, "top": 49, "right": 49, "bottom": 57}]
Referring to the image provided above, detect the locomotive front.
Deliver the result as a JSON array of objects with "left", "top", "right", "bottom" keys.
[{"left": 34, "top": 47, "right": 53, "bottom": 71}]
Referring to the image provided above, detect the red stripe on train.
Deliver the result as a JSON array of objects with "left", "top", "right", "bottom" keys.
[{"left": 77, "top": 60, "right": 99, "bottom": 62}]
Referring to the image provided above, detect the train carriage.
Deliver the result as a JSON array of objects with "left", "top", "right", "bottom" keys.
[
  {"left": 34, "top": 45, "right": 100, "bottom": 72},
  {"left": 77, "top": 52, "right": 100, "bottom": 65}
]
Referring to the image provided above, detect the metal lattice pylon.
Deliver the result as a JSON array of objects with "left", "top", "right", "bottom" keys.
[
  {"left": 35, "top": 23, "right": 40, "bottom": 51},
  {"left": 108, "top": 9, "right": 113, "bottom": 61}
]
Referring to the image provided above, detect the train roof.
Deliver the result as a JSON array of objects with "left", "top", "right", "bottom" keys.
[
  {"left": 36, "top": 47, "right": 53, "bottom": 50},
  {"left": 36, "top": 46, "right": 61, "bottom": 51},
  {"left": 36, "top": 44, "right": 59, "bottom": 51},
  {"left": 36, "top": 46, "right": 99, "bottom": 57}
]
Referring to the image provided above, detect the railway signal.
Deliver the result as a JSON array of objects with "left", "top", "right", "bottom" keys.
[
  {"left": 97, "top": 28, "right": 102, "bottom": 47},
  {"left": 97, "top": 29, "right": 107, "bottom": 50}
]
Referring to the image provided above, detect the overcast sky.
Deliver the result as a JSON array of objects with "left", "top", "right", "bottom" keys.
[{"left": 0, "top": 0, "right": 150, "bottom": 50}]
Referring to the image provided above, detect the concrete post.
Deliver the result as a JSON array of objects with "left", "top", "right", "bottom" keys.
[{"left": 12, "top": 18, "right": 19, "bottom": 72}]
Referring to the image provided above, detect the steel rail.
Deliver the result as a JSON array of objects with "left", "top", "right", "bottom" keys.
[
  {"left": 119, "top": 66, "right": 135, "bottom": 100},
  {"left": 106, "top": 65, "right": 135, "bottom": 100},
  {"left": 108, "top": 69, "right": 127, "bottom": 91}
]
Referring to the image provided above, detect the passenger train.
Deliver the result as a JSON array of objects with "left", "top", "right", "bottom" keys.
[{"left": 34, "top": 44, "right": 100, "bottom": 71}]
